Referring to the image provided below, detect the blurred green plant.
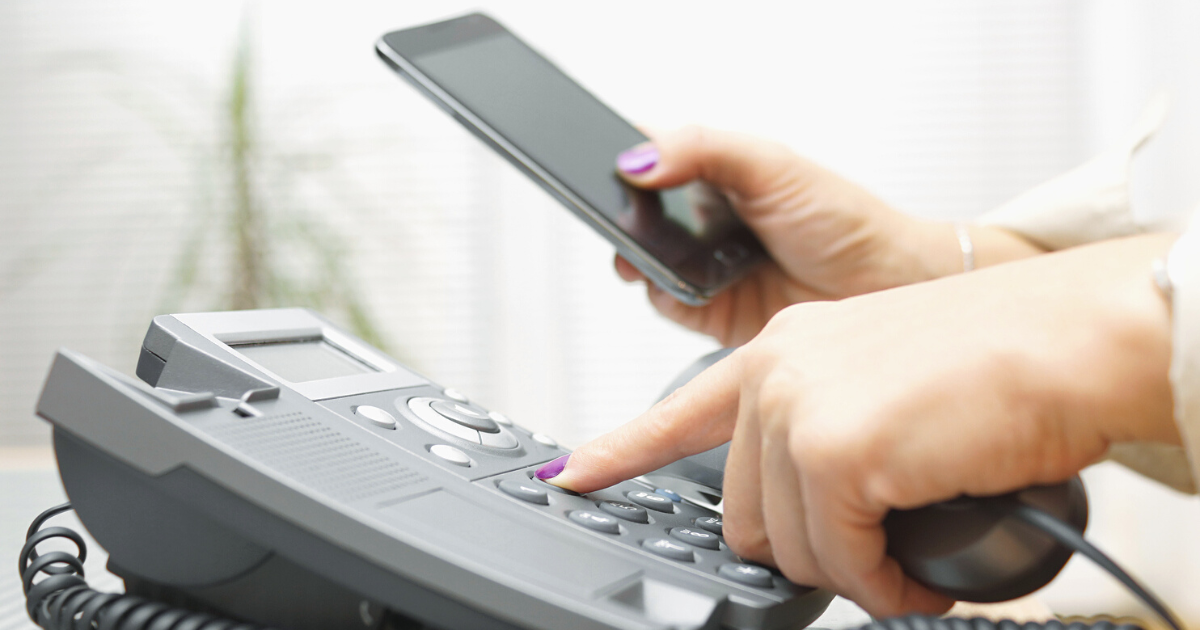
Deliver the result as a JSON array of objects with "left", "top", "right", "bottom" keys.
[{"left": 157, "top": 14, "right": 391, "bottom": 351}]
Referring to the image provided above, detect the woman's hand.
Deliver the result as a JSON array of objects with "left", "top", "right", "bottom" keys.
[
  {"left": 543, "top": 233, "right": 1178, "bottom": 616},
  {"left": 613, "top": 126, "right": 1045, "bottom": 346}
]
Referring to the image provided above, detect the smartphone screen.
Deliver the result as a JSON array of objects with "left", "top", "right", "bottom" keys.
[{"left": 379, "top": 14, "right": 765, "bottom": 300}]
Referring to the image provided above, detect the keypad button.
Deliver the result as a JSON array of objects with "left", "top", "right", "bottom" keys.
[
  {"left": 669, "top": 526, "right": 720, "bottom": 550},
  {"left": 718, "top": 563, "right": 774, "bottom": 588},
  {"left": 431, "top": 400, "right": 500, "bottom": 433},
  {"left": 695, "top": 516, "right": 723, "bottom": 536},
  {"left": 527, "top": 471, "right": 581, "bottom": 496},
  {"left": 498, "top": 479, "right": 549, "bottom": 505},
  {"left": 568, "top": 511, "right": 620, "bottom": 534},
  {"left": 353, "top": 405, "right": 396, "bottom": 429},
  {"left": 599, "top": 501, "right": 649, "bottom": 524},
  {"left": 626, "top": 490, "right": 674, "bottom": 513},
  {"left": 442, "top": 388, "right": 469, "bottom": 403},
  {"left": 655, "top": 488, "right": 682, "bottom": 502},
  {"left": 531, "top": 433, "right": 557, "bottom": 447},
  {"left": 429, "top": 444, "right": 471, "bottom": 467},
  {"left": 642, "top": 538, "right": 694, "bottom": 562},
  {"left": 488, "top": 411, "right": 513, "bottom": 426}
]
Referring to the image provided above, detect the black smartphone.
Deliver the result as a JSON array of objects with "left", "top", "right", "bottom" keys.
[{"left": 376, "top": 13, "right": 767, "bottom": 305}]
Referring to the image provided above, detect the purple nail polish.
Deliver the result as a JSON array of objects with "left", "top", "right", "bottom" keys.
[
  {"left": 617, "top": 145, "right": 659, "bottom": 174},
  {"left": 536, "top": 454, "right": 570, "bottom": 480}
]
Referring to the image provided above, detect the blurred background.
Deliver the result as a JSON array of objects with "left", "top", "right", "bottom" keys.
[{"left": 1, "top": 0, "right": 1199, "bottom": 621}]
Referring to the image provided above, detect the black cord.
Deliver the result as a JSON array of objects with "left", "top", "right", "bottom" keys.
[
  {"left": 860, "top": 500, "right": 1186, "bottom": 630},
  {"left": 1006, "top": 499, "right": 1184, "bottom": 630},
  {"left": 19, "top": 503, "right": 272, "bottom": 630}
]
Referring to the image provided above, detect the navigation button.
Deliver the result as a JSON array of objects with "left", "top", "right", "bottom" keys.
[
  {"left": 479, "top": 429, "right": 519, "bottom": 449},
  {"left": 598, "top": 501, "right": 649, "bottom": 524},
  {"left": 498, "top": 479, "right": 549, "bottom": 505},
  {"left": 626, "top": 490, "right": 674, "bottom": 513},
  {"left": 488, "top": 411, "right": 513, "bottom": 426},
  {"left": 694, "top": 516, "right": 723, "bottom": 536},
  {"left": 406, "top": 397, "right": 482, "bottom": 444},
  {"left": 642, "top": 538, "right": 694, "bottom": 562},
  {"left": 353, "top": 405, "right": 397, "bottom": 430},
  {"left": 431, "top": 400, "right": 500, "bottom": 433},
  {"left": 442, "top": 388, "right": 469, "bottom": 403},
  {"left": 568, "top": 511, "right": 621, "bottom": 534},
  {"left": 718, "top": 563, "right": 774, "bottom": 588},
  {"left": 669, "top": 527, "right": 719, "bottom": 550},
  {"left": 429, "top": 444, "right": 471, "bottom": 467}
]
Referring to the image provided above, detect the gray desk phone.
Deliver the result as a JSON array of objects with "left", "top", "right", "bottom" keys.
[{"left": 27, "top": 309, "right": 833, "bottom": 630}]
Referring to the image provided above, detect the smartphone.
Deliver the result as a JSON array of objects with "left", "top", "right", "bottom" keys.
[{"left": 376, "top": 12, "right": 767, "bottom": 305}]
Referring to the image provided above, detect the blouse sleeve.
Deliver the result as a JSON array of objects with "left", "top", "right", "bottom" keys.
[{"left": 976, "top": 93, "right": 1172, "bottom": 249}]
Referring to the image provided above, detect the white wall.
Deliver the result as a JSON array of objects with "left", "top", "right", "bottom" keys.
[{"left": 2, "top": 0, "right": 1198, "bottom": 618}]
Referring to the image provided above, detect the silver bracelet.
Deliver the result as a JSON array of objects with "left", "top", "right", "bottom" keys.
[
  {"left": 1152, "top": 255, "right": 1173, "bottom": 302},
  {"left": 954, "top": 223, "right": 975, "bottom": 273}
]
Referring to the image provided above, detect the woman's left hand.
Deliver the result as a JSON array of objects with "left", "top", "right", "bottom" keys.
[{"left": 541, "top": 233, "right": 1179, "bottom": 616}]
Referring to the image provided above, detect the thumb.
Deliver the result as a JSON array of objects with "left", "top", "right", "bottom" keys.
[
  {"left": 615, "top": 125, "right": 799, "bottom": 198},
  {"left": 538, "top": 351, "right": 743, "bottom": 493}
]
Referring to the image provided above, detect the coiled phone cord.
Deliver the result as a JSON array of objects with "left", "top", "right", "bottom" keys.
[
  {"left": 21, "top": 502, "right": 1185, "bottom": 630},
  {"left": 19, "top": 503, "right": 272, "bottom": 630},
  {"left": 858, "top": 498, "right": 1184, "bottom": 630}
]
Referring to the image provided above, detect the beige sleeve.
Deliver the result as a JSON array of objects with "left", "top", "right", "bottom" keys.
[
  {"left": 974, "top": 93, "right": 1200, "bottom": 494},
  {"left": 1164, "top": 224, "right": 1200, "bottom": 493},
  {"left": 977, "top": 93, "right": 1171, "bottom": 249}
]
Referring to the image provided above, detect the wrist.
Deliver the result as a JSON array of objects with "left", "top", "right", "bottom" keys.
[
  {"left": 891, "top": 219, "right": 1046, "bottom": 285},
  {"left": 1029, "top": 234, "right": 1178, "bottom": 447}
]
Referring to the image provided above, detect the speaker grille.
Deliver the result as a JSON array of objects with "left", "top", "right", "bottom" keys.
[{"left": 202, "top": 412, "right": 427, "bottom": 502}]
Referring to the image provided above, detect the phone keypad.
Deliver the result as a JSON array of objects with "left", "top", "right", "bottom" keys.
[{"left": 488, "top": 465, "right": 783, "bottom": 593}]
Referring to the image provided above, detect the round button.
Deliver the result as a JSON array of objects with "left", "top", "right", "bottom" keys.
[
  {"left": 626, "top": 490, "right": 674, "bottom": 513},
  {"left": 353, "top": 405, "right": 397, "bottom": 429},
  {"left": 642, "top": 538, "right": 694, "bottom": 562},
  {"left": 531, "top": 433, "right": 557, "bottom": 447},
  {"left": 430, "top": 400, "right": 500, "bottom": 433},
  {"left": 695, "top": 516, "right": 723, "bottom": 536},
  {"left": 718, "top": 563, "right": 774, "bottom": 588},
  {"left": 568, "top": 511, "right": 621, "bottom": 534},
  {"left": 442, "top": 388, "right": 469, "bottom": 403},
  {"left": 599, "top": 501, "right": 649, "bottom": 524},
  {"left": 497, "top": 479, "right": 549, "bottom": 505},
  {"left": 488, "top": 411, "right": 513, "bottom": 426},
  {"left": 655, "top": 488, "right": 682, "bottom": 502},
  {"left": 669, "top": 526, "right": 720, "bottom": 550},
  {"left": 429, "top": 444, "right": 471, "bottom": 467}
]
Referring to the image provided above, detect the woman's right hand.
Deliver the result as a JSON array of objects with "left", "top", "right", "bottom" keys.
[{"left": 614, "top": 126, "right": 1044, "bottom": 346}]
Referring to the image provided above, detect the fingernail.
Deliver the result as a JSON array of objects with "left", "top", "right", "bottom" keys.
[
  {"left": 535, "top": 454, "right": 570, "bottom": 480},
  {"left": 617, "top": 144, "right": 659, "bottom": 174}
]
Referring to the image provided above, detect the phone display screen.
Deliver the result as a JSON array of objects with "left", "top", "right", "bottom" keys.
[
  {"left": 234, "top": 339, "right": 377, "bottom": 383},
  {"left": 385, "top": 16, "right": 764, "bottom": 292}
]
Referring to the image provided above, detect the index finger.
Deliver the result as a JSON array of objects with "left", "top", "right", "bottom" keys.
[{"left": 539, "top": 351, "right": 744, "bottom": 493}]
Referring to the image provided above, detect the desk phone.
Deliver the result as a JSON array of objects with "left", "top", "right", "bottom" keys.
[{"left": 31, "top": 309, "right": 834, "bottom": 630}]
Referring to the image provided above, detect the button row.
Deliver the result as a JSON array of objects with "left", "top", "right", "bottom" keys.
[{"left": 493, "top": 474, "right": 770, "bottom": 588}]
